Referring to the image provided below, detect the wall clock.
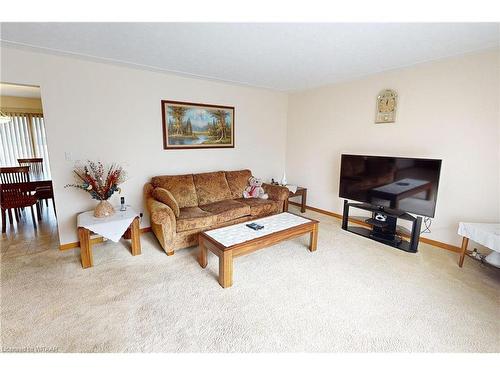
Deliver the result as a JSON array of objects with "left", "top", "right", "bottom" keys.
[{"left": 375, "top": 89, "right": 398, "bottom": 123}]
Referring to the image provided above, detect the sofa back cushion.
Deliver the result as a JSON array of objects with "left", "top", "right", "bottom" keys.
[
  {"left": 193, "top": 171, "right": 232, "bottom": 205},
  {"left": 151, "top": 174, "right": 198, "bottom": 208},
  {"left": 225, "top": 169, "right": 252, "bottom": 199}
]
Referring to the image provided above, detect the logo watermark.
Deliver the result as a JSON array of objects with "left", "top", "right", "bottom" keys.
[{"left": 1, "top": 346, "right": 59, "bottom": 353}]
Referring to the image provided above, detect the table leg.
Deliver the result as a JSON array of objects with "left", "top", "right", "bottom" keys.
[
  {"left": 130, "top": 217, "right": 141, "bottom": 256},
  {"left": 425, "top": 188, "right": 432, "bottom": 200},
  {"left": 301, "top": 190, "right": 307, "bottom": 213},
  {"left": 283, "top": 199, "right": 289, "bottom": 212},
  {"left": 1, "top": 208, "right": 6, "bottom": 233},
  {"left": 309, "top": 223, "right": 318, "bottom": 252},
  {"left": 52, "top": 199, "right": 57, "bottom": 217},
  {"left": 7, "top": 209, "right": 13, "bottom": 225},
  {"left": 36, "top": 202, "right": 42, "bottom": 221},
  {"left": 78, "top": 227, "right": 93, "bottom": 268},
  {"left": 458, "top": 236, "right": 469, "bottom": 268},
  {"left": 219, "top": 250, "right": 233, "bottom": 288},
  {"left": 199, "top": 237, "right": 207, "bottom": 268},
  {"left": 122, "top": 227, "right": 131, "bottom": 239},
  {"left": 390, "top": 198, "right": 397, "bottom": 209},
  {"left": 30, "top": 206, "right": 37, "bottom": 229}
]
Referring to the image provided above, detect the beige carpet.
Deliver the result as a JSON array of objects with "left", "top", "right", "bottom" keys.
[{"left": 1, "top": 207, "right": 499, "bottom": 352}]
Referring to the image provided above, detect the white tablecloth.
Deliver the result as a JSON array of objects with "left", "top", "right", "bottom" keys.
[
  {"left": 77, "top": 206, "right": 139, "bottom": 242},
  {"left": 458, "top": 222, "right": 500, "bottom": 252}
]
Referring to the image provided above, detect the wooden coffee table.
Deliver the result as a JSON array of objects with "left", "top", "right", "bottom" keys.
[{"left": 198, "top": 212, "right": 319, "bottom": 288}]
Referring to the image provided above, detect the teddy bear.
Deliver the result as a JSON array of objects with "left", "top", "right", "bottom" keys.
[{"left": 243, "top": 176, "right": 268, "bottom": 199}]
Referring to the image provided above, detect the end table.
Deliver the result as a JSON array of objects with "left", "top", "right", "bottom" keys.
[
  {"left": 77, "top": 207, "right": 141, "bottom": 269},
  {"left": 457, "top": 222, "right": 500, "bottom": 268},
  {"left": 284, "top": 187, "right": 307, "bottom": 213}
]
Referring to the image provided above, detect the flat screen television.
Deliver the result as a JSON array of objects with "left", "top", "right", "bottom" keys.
[{"left": 339, "top": 154, "right": 442, "bottom": 217}]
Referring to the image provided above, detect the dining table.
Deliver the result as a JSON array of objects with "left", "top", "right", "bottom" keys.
[
  {"left": 0, "top": 173, "right": 53, "bottom": 222},
  {"left": 0, "top": 174, "right": 53, "bottom": 191}
]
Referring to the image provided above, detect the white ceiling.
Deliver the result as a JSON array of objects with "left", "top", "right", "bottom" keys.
[
  {"left": 0, "top": 83, "right": 41, "bottom": 98},
  {"left": 1, "top": 23, "right": 498, "bottom": 91}
]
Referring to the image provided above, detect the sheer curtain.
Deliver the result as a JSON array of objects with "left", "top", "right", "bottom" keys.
[{"left": 0, "top": 113, "right": 51, "bottom": 178}]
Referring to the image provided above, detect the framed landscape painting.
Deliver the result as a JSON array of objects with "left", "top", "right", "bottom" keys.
[{"left": 161, "top": 100, "right": 235, "bottom": 149}]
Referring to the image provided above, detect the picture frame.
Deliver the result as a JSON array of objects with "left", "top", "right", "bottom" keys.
[{"left": 161, "top": 100, "right": 235, "bottom": 149}]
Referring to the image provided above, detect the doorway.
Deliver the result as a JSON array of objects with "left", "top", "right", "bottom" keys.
[{"left": 0, "top": 82, "right": 59, "bottom": 256}]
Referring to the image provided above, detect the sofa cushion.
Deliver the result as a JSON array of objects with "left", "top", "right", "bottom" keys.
[
  {"left": 152, "top": 188, "right": 180, "bottom": 217},
  {"left": 236, "top": 198, "right": 280, "bottom": 217},
  {"left": 177, "top": 207, "right": 217, "bottom": 232},
  {"left": 193, "top": 171, "right": 232, "bottom": 206},
  {"left": 225, "top": 169, "right": 252, "bottom": 199},
  {"left": 200, "top": 199, "right": 251, "bottom": 223},
  {"left": 151, "top": 174, "right": 198, "bottom": 208}
]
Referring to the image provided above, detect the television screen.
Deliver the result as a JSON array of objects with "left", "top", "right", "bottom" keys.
[{"left": 339, "top": 154, "right": 442, "bottom": 217}]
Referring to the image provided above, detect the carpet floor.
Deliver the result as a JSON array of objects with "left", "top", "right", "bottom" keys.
[{"left": 1, "top": 207, "right": 499, "bottom": 352}]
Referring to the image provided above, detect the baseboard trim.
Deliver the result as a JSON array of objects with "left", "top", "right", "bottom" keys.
[
  {"left": 59, "top": 227, "right": 152, "bottom": 251},
  {"left": 59, "top": 207, "right": 461, "bottom": 254},
  {"left": 289, "top": 202, "right": 461, "bottom": 253}
]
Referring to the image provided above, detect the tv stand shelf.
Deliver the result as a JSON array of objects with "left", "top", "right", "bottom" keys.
[
  {"left": 342, "top": 200, "right": 422, "bottom": 253},
  {"left": 365, "top": 218, "right": 389, "bottom": 228}
]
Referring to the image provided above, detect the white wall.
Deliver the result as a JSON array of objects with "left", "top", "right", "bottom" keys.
[
  {"left": 286, "top": 49, "right": 500, "bottom": 246},
  {"left": 2, "top": 46, "right": 498, "bottom": 247},
  {"left": 1, "top": 46, "right": 288, "bottom": 245}
]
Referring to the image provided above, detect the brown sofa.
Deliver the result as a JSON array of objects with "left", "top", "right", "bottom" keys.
[{"left": 144, "top": 169, "right": 289, "bottom": 255}]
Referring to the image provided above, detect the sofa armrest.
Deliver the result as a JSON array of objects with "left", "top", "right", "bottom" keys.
[
  {"left": 144, "top": 183, "right": 176, "bottom": 254},
  {"left": 263, "top": 183, "right": 289, "bottom": 202},
  {"left": 149, "top": 198, "right": 177, "bottom": 229}
]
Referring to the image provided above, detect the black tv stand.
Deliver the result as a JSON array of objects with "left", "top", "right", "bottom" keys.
[{"left": 341, "top": 200, "right": 422, "bottom": 253}]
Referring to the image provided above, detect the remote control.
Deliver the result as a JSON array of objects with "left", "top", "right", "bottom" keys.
[{"left": 246, "top": 223, "right": 264, "bottom": 230}]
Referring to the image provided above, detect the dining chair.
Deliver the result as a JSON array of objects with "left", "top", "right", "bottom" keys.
[
  {"left": 35, "top": 185, "right": 57, "bottom": 217},
  {"left": 0, "top": 166, "right": 31, "bottom": 184},
  {"left": 18, "top": 158, "right": 44, "bottom": 179},
  {"left": 0, "top": 167, "right": 38, "bottom": 233},
  {"left": 17, "top": 158, "right": 56, "bottom": 217}
]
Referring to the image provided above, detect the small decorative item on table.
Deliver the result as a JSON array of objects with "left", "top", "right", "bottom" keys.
[
  {"left": 65, "top": 160, "right": 126, "bottom": 218},
  {"left": 281, "top": 172, "right": 287, "bottom": 186}
]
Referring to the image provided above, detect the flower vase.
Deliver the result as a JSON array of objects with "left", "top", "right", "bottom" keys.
[{"left": 94, "top": 200, "right": 115, "bottom": 218}]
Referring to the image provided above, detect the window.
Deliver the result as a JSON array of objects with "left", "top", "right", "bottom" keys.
[{"left": 0, "top": 113, "right": 51, "bottom": 177}]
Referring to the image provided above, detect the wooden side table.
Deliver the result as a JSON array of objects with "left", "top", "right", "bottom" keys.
[
  {"left": 457, "top": 222, "right": 500, "bottom": 268},
  {"left": 284, "top": 187, "right": 307, "bottom": 213},
  {"left": 77, "top": 208, "right": 142, "bottom": 269}
]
